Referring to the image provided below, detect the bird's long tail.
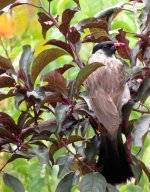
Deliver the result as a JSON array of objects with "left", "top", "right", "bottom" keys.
[{"left": 96, "top": 132, "right": 133, "bottom": 184}]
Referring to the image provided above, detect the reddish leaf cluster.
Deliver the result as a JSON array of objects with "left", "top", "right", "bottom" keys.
[{"left": 0, "top": 0, "right": 150, "bottom": 191}]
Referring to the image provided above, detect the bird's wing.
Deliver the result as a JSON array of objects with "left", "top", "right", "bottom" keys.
[{"left": 88, "top": 85, "right": 120, "bottom": 138}]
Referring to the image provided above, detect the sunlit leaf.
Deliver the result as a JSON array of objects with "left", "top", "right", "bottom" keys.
[
  {"left": 3, "top": 173, "right": 25, "bottom": 192},
  {"left": 0, "top": 14, "right": 14, "bottom": 39},
  {"left": 79, "top": 172, "right": 106, "bottom": 192},
  {"left": 31, "top": 48, "right": 67, "bottom": 83}
]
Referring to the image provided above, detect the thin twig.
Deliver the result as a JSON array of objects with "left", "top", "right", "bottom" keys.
[
  {"left": 132, "top": 108, "right": 150, "bottom": 114},
  {"left": 39, "top": 0, "right": 59, "bottom": 28},
  {"left": 57, "top": 135, "right": 94, "bottom": 172}
]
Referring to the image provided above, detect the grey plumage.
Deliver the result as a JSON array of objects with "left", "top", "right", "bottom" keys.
[
  {"left": 85, "top": 42, "right": 133, "bottom": 184},
  {"left": 85, "top": 48, "right": 130, "bottom": 139}
]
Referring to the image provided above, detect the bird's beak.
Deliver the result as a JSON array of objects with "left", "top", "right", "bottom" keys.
[{"left": 114, "top": 42, "right": 126, "bottom": 49}]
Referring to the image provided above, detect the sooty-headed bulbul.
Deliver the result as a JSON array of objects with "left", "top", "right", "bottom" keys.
[{"left": 85, "top": 41, "right": 134, "bottom": 184}]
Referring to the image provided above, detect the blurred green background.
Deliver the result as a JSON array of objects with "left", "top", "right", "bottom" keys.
[{"left": 0, "top": 0, "right": 149, "bottom": 191}]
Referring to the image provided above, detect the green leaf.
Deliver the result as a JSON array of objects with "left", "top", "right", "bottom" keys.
[
  {"left": 30, "top": 146, "right": 50, "bottom": 166},
  {"left": 19, "top": 45, "right": 33, "bottom": 87},
  {"left": 0, "top": 55, "right": 14, "bottom": 70},
  {"left": 3, "top": 173, "right": 25, "bottom": 192},
  {"left": 58, "top": 155, "right": 74, "bottom": 178},
  {"left": 56, "top": 172, "right": 75, "bottom": 192},
  {"left": 79, "top": 172, "right": 106, "bottom": 192},
  {"left": 74, "top": 62, "right": 104, "bottom": 92},
  {"left": 31, "top": 48, "right": 67, "bottom": 83},
  {"left": 0, "top": 0, "right": 17, "bottom": 10},
  {"left": 132, "top": 116, "right": 150, "bottom": 147}
]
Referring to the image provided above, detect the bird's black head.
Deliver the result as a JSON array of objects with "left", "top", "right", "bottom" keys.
[{"left": 92, "top": 41, "right": 125, "bottom": 57}]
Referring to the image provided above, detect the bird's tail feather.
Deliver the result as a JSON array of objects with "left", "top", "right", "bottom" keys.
[{"left": 96, "top": 133, "right": 133, "bottom": 184}]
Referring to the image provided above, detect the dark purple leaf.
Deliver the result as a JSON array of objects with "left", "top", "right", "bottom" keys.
[
  {"left": 38, "top": 12, "right": 56, "bottom": 39},
  {"left": 44, "top": 39, "right": 74, "bottom": 58},
  {"left": 85, "top": 135, "right": 100, "bottom": 163},
  {"left": 43, "top": 92, "right": 67, "bottom": 104},
  {"left": 0, "top": 128, "right": 16, "bottom": 141},
  {"left": 3, "top": 173, "right": 25, "bottom": 192},
  {"left": 0, "top": 55, "right": 14, "bottom": 70},
  {"left": 43, "top": 71, "right": 66, "bottom": 93},
  {"left": 82, "top": 35, "right": 110, "bottom": 43},
  {"left": 0, "top": 0, "right": 17, "bottom": 10},
  {"left": 0, "top": 76, "right": 15, "bottom": 88},
  {"left": 68, "top": 27, "right": 80, "bottom": 44},
  {"left": 15, "top": 93, "right": 25, "bottom": 110},
  {"left": 17, "top": 68, "right": 27, "bottom": 83},
  {"left": 74, "top": 62, "right": 104, "bottom": 92},
  {"left": 77, "top": 17, "right": 108, "bottom": 32},
  {"left": 62, "top": 8, "right": 78, "bottom": 26},
  {"left": 0, "top": 112, "right": 18, "bottom": 134},
  {"left": 17, "top": 112, "right": 31, "bottom": 130},
  {"left": 116, "top": 29, "right": 131, "bottom": 59},
  {"left": 59, "top": 23, "right": 68, "bottom": 36},
  {"left": 31, "top": 48, "right": 67, "bottom": 83},
  {"left": 55, "top": 64, "right": 74, "bottom": 74}
]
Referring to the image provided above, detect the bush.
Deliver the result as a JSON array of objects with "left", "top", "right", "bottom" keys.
[{"left": 0, "top": 0, "right": 150, "bottom": 191}]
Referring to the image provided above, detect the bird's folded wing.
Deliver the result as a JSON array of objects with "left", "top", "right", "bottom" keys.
[{"left": 89, "top": 87, "right": 120, "bottom": 139}]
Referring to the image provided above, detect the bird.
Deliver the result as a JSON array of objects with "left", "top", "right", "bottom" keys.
[{"left": 85, "top": 41, "right": 134, "bottom": 184}]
